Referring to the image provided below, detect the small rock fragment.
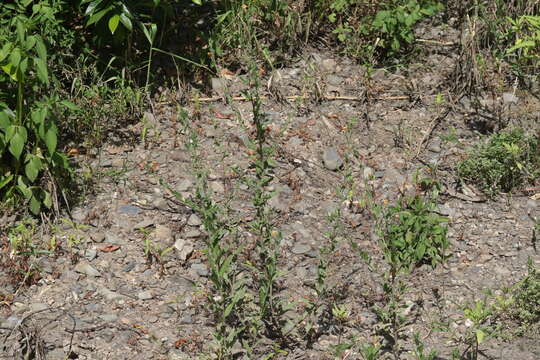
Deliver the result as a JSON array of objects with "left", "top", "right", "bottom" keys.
[
  {"left": 322, "top": 147, "right": 343, "bottom": 171},
  {"left": 74, "top": 262, "right": 101, "bottom": 277}
]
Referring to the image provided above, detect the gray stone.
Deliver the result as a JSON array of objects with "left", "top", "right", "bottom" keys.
[
  {"left": 71, "top": 208, "right": 87, "bottom": 223},
  {"left": 174, "top": 238, "right": 194, "bottom": 262},
  {"left": 363, "top": 166, "right": 375, "bottom": 180},
  {"left": 84, "top": 249, "right": 98, "bottom": 261},
  {"left": 327, "top": 74, "right": 343, "bottom": 86},
  {"left": 99, "top": 313, "right": 118, "bottom": 322},
  {"left": 29, "top": 303, "right": 49, "bottom": 312},
  {"left": 210, "top": 181, "right": 225, "bottom": 193},
  {"left": 122, "top": 262, "right": 136, "bottom": 272},
  {"left": 320, "top": 58, "right": 337, "bottom": 72},
  {"left": 187, "top": 214, "right": 202, "bottom": 226},
  {"left": 98, "top": 286, "right": 126, "bottom": 301},
  {"left": 138, "top": 290, "right": 153, "bottom": 300},
  {"left": 211, "top": 77, "right": 227, "bottom": 96},
  {"left": 168, "top": 349, "right": 191, "bottom": 360},
  {"left": 134, "top": 218, "right": 154, "bottom": 229},
  {"left": 90, "top": 231, "right": 105, "bottom": 243},
  {"left": 153, "top": 197, "right": 169, "bottom": 211},
  {"left": 292, "top": 243, "right": 311, "bottom": 255},
  {"left": 502, "top": 92, "right": 518, "bottom": 104},
  {"left": 154, "top": 224, "right": 173, "bottom": 244},
  {"left": 170, "top": 150, "right": 190, "bottom": 162},
  {"left": 176, "top": 179, "right": 193, "bottom": 192},
  {"left": 184, "top": 229, "right": 201, "bottom": 238},
  {"left": 191, "top": 263, "right": 209, "bottom": 277},
  {"left": 74, "top": 262, "right": 101, "bottom": 277},
  {"left": 118, "top": 204, "right": 141, "bottom": 215},
  {"left": 322, "top": 147, "right": 343, "bottom": 171}
]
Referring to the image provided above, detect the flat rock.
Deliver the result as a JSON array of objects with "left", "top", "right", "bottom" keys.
[
  {"left": 138, "top": 290, "right": 153, "bottom": 300},
  {"left": 174, "top": 238, "right": 194, "bottom": 262},
  {"left": 154, "top": 224, "right": 173, "bottom": 243},
  {"left": 74, "top": 262, "right": 101, "bottom": 277},
  {"left": 322, "top": 147, "right": 343, "bottom": 171}
]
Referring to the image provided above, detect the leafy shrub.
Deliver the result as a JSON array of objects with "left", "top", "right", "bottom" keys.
[
  {"left": 316, "top": 0, "right": 443, "bottom": 61},
  {"left": 0, "top": 1, "right": 73, "bottom": 214},
  {"left": 376, "top": 177, "right": 449, "bottom": 275},
  {"left": 511, "top": 259, "right": 540, "bottom": 326},
  {"left": 457, "top": 129, "right": 540, "bottom": 197}
]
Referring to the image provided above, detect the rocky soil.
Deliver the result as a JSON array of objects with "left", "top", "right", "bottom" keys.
[{"left": 2, "top": 33, "right": 540, "bottom": 359}]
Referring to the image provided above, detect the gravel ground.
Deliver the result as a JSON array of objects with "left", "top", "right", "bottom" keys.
[{"left": 1, "top": 35, "right": 540, "bottom": 360}]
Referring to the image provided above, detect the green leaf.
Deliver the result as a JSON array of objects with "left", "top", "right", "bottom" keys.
[
  {"left": 43, "top": 190, "right": 52, "bottom": 208},
  {"left": 0, "top": 42, "right": 11, "bottom": 62},
  {"left": 475, "top": 329, "right": 485, "bottom": 344},
  {"left": 16, "top": 19, "right": 25, "bottom": 43},
  {"left": 34, "top": 57, "right": 49, "bottom": 85},
  {"left": 84, "top": 0, "right": 105, "bottom": 16},
  {"left": 119, "top": 12, "right": 132, "bottom": 32},
  {"left": 35, "top": 37, "right": 47, "bottom": 60},
  {"left": 8, "top": 125, "right": 27, "bottom": 160},
  {"left": 108, "top": 14, "right": 120, "bottom": 34},
  {"left": 30, "top": 195, "right": 41, "bottom": 214},
  {"left": 45, "top": 127, "right": 57, "bottom": 155},
  {"left": 25, "top": 35, "right": 37, "bottom": 51},
  {"left": 60, "top": 100, "right": 81, "bottom": 111},
  {"left": 25, "top": 154, "right": 42, "bottom": 182},
  {"left": 0, "top": 175, "right": 14, "bottom": 190},
  {"left": 87, "top": 6, "right": 113, "bottom": 26},
  {"left": 9, "top": 48, "right": 21, "bottom": 68},
  {"left": 192, "top": 0, "right": 202, "bottom": 5},
  {"left": 0, "top": 110, "right": 14, "bottom": 130},
  {"left": 17, "top": 176, "right": 31, "bottom": 198}
]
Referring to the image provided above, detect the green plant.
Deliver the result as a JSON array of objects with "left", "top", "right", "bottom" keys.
[
  {"left": 505, "top": 15, "right": 540, "bottom": 76},
  {"left": 510, "top": 258, "right": 540, "bottom": 326},
  {"left": 373, "top": 174, "right": 448, "bottom": 359},
  {"left": 0, "top": 0, "right": 73, "bottom": 214},
  {"left": 457, "top": 129, "right": 540, "bottom": 197},
  {"left": 359, "top": 343, "right": 382, "bottom": 360},
  {"left": 371, "top": 0, "right": 443, "bottom": 57},
  {"left": 167, "top": 106, "right": 248, "bottom": 360},
  {"left": 461, "top": 298, "right": 494, "bottom": 360},
  {"left": 412, "top": 332, "right": 437, "bottom": 360},
  {"left": 375, "top": 176, "right": 449, "bottom": 275}
]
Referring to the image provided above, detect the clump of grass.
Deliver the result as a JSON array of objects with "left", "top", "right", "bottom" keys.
[{"left": 457, "top": 129, "right": 540, "bottom": 197}]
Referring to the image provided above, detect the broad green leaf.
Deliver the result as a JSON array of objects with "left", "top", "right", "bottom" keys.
[
  {"left": 0, "top": 110, "right": 14, "bottom": 130},
  {"left": 34, "top": 57, "right": 49, "bottom": 84},
  {"left": 9, "top": 48, "right": 21, "bottom": 67},
  {"left": 17, "top": 176, "right": 31, "bottom": 198},
  {"left": 192, "top": 0, "right": 202, "bottom": 5},
  {"left": 8, "top": 126, "right": 27, "bottom": 160},
  {"left": 35, "top": 37, "right": 47, "bottom": 60},
  {"left": 30, "top": 195, "right": 41, "bottom": 214},
  {"left": 108, "top": 14, "right": 120, "bottom": 34},
  {"left": 25, "top": 35, "right": 37, "bottom": 51},
  {"left": 16, "top": 19, "right": 25, "bottom": 43},
  {"left": 84, "top": 0, "right": 105, "bottom": 16},
  {"left": 1, "top": 63, "right": 19, "bottom": 82},
  {"left": 87, "top": 6, "right": 113, "bottom": 26},
  {"left": 0, "top": 42, "right": 12, "bottom": 62},
  {"left": 119, "top": 12, "right": 132, "bottom": 32},
  {"left": 19, "top": 57, "right": 28, "bottom": 76},
  {"left": 43, "top": 190, "right": 52, "bottom": 208},
  {"left": 25, "top": 154, "right": 42, "bottom": 182},
  {"left": 45, "top": 127, "right": 57, "bottom": 155}
]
